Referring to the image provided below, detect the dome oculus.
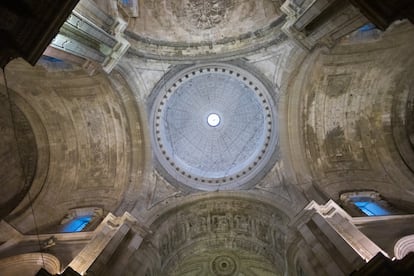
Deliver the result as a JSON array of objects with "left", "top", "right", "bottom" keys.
[
  {"left": 207, "top": 113, "right": 221, "bottom": 127},
  {"left": 151, "top": 64, "right": 278, "bottom": 191}
]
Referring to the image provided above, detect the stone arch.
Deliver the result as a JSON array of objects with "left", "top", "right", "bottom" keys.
[
  {"left": 129, "top": 193, "right": 294, "bottom": 275},
  {"left": 3, "top": 59, "right": 147, "bottom": 233},
  {"left": 284, "top": 22, "right": 414, "bottom": 204},
  {"left": 394, "top": 234, "right": 414, "bottom": 260},
  {"left": 0, "top": 86, "right": 49, "bottom": 221},
  {"left": 0, "top": 253, "right": 61, "bottom": 275}
]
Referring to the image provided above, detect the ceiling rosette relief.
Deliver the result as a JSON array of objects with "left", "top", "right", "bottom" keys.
[
  {"left": 131, "top": 0, "right": 283, "bottom": 43},
  {"left": 174, "top": 0, "right": 234, "bottom": 30}
]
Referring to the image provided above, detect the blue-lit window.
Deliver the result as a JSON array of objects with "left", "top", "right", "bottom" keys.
[
  {"left": 358, "top": 23, "right": 376, "bottom": 32},
  {"left": 40, "top": 55, "right": 64, "bottom": 63},
  {"left": 353, "top": 201, "right": 390, "bottom": 216},
  {"left": 62, "top": 215, "right": 92, "bottom": 232}
]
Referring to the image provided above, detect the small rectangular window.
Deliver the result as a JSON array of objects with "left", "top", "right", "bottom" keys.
[
  {"left": 62, "top": 215, "right": 92, "bottom": 232},
  {"left": 340, "top": 191, "right": 398, "bottom": 217},
  {"left": 353, "top": 201, "right": 390, "bottom": 216},
  {"left": 358, "top": 23, "right": 376, "bottom": 32}
]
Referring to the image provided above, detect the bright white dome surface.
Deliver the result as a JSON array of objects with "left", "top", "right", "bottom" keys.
[{"left": 151, "top": 64, "right": 278, "bottom": 191}]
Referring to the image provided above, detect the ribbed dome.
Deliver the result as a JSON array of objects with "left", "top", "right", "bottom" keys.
[{"left": 151, "top": 63, "right": 278, "bottom": 191}]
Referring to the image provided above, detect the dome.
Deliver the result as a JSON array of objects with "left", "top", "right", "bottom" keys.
[{"left": 150, "top": 63, "right": 279, "bottom": 191}]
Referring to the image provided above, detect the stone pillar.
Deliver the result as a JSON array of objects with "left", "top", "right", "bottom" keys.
[
  {"left": 67, "top": 212, "right": 149, "bottom": 275},
  {"left": 74, "top": 0, "right": 116, "bottom": 31},
  {"left": 48, "top": 0, "right": 130, "bottom": 74},
  {"left": 0, "top": 0, "right": 79, "bottom": 68},
  {"left": 289, "top": 200, "right": 387, "bottom": 275},
  {"left": 281, "top": 0, "right": 368, "bottom": 50}
]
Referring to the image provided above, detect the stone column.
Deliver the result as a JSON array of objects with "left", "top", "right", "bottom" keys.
[
  {"left": 289, "top": 200, "right": 387, "bottom": 275},
  {"left": 67, "top": 212, "right": 149, "bottom": 275}
]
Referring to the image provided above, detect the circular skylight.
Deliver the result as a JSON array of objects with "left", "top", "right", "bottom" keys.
[{"left": 207, "top": 113, "right": 221, "bottom": 127}]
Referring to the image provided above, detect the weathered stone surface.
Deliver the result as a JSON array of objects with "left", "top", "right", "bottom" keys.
[
  {"left": 129, "top": 0, "right": 282, "bottom": 43},
  {"left": 130, "top": 197, "right": 288, "bottom": 275},
  {"left": 0, "top": 91, "right": 37, "bottom": 219},
  {"left": 1, "top": 3, "right": 414, "bottom": 276},
  {"left": 1, "top": 59, "right": 146, "bottom": 234},
  {"left": 286, "top": 21, "right": 414, "bottom": 201}
]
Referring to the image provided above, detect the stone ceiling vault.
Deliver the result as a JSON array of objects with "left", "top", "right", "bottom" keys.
[{"left": 0, "top": 1, "right": 414, "bottom": 275}]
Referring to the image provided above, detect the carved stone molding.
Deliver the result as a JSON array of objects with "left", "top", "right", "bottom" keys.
[
  {"left": 180, "top": 0, "right": 234, "bottom": 30},
  {"left": 395, "top": 234, "right": 414, "bottom": 260},
  {"left": 139, "top": 197, "right": 289, "bottom": 274}
]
